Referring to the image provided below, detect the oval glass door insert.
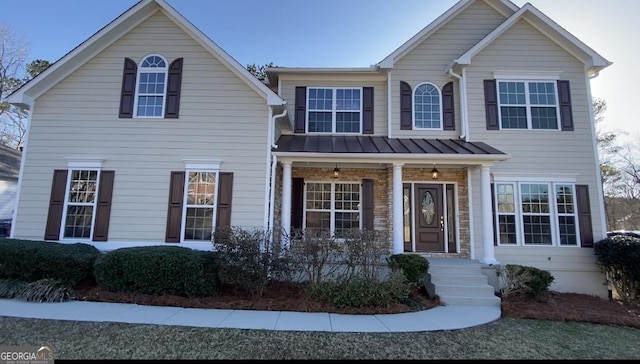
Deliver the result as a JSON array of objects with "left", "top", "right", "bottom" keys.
[{"left": 422, "top": 191, "right": 435, "bottom": 224}]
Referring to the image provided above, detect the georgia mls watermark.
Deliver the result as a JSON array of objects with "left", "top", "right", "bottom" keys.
[{"left": 0, "top": 346, "right": 54, "bottom": 364}]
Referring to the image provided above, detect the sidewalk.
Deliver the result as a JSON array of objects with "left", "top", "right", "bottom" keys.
[{"left": 0, "top": 299, "right": 501, "bottom": 333}]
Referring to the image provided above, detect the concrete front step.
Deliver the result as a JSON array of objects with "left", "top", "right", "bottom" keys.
[
  {"left": 436, "top": 294, "right": 502, "bottom": 307},
  {"left": 427, "top": 273, "right": 489, "bottom": 285},
  {"left": 425, "top": 258, "right": 501, "bottom": 307},
  {"left": 433, "top": 284, "right": 495, "bottom": 297}
]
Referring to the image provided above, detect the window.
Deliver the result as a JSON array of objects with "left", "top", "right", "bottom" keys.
[
  {"left": 307, "top": 88, "right": 362, "bottom": 133},
  {"left": 413, "top": 83, "right": 442, "bottom": 129},
  {"left": 304, "top": 182, "right": 360, "bottom": 238},
  {"left": 183, "top": 171, "right": 218, "bottom": 241},
  {"left": 62, "top": 169, "right": 99, "bottom": 239},
  {"left": 498, "top": 81, "right": 559, "bottom": 130},
  {"left": 135, "top": 55, "right": 168, "bottom": 117},
  {"left": 495, "top": 182, "right": 578, "bottom": 246}
]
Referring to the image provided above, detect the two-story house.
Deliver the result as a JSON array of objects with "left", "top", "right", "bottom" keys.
[{"left": 7, "top": 0, "right": 611, "bottom": 297}]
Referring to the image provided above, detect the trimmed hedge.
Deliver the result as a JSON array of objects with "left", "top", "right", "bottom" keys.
[
  {"left": 0, "top": 238, "right": 101, "bottom": 287},
  {"left": 387, "top": 254, "right": 429, "bottom": 286},
  {"left": 94, "top": 246, "right": 220, "bottom": 297},
  {"left": 594, "top": 235, "right": 640, "bottom": 304}
]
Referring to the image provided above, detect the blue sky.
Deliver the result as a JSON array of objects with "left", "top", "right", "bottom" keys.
[{"left": 1, "top": 0, "right": 638, "bottom": 141}]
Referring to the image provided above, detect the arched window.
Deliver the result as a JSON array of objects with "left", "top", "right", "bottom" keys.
[
  {"left": 134, "top": 54, "right": 168, "bottom": 117},
  {"left": 413, "top": 82, "right": 442, "bottom": 129}
]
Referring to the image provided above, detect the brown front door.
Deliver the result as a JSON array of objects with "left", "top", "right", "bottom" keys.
[{"left": 414, "top": 184, "right": 444, "bottom": 252}]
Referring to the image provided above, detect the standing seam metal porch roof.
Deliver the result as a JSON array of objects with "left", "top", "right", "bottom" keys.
[{"left": 275, "top": 135, "right": 506, "bottom": 156}]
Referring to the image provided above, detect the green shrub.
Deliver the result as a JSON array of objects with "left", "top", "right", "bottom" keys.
[
  {"left": 94, "top": 246, "right": 220, "bottom": 297},
  {"left": 308, "top": 271, "right": 413, "bottom": 308},
  {"left": 0, "top": 238, "right": 100, "bottom": 287},
  {"left": 0, "top": 279, "right": 28, "bottom": 298},
  {"left": 386, "top": 254, "right": 429, "bottom": 286},
  {"left": 15, "top": 278, "right": 74, "bottom": 303},
  {"left": 594, "top": 235, "right": 640, "bottom": 305},
  {"left": 495, "top": 264, "right": 554, "bottom": 300},
  {"left": 213, "top": 227, "right": 293, "bottom": 295}
]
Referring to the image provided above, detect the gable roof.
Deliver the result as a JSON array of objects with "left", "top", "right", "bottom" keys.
[
  {"left": 378, "top": 0, "right": 519, "bottom": 68},
  {"left": 453, "top": 3, "right": 612, "bottom": 75},
  {"left": 0, "top": 144, "right": 21, "bottom": 179},
  {"left": 7, "top": 0, "right": 284, "bottom": 108}
]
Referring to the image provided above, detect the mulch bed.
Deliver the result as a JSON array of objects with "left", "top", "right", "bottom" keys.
[{"left": 73, "top": 281, "right": 441, "bottom": 315}]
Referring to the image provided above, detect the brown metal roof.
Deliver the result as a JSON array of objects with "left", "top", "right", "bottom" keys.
[{"left": 275, "top": 135, "right": 505, "bottom": 155}]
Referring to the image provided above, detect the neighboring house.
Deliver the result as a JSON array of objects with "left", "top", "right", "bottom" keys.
[
  {"left": 7, "top": 0, "right": 611, "bottom": 297},
  {"left": 0, "top": 144, "right": 21, "bottom": 222}
]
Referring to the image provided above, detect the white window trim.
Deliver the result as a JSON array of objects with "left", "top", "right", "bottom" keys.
[
  {"left": 60, "top": 168, "right": 101, "bottom": 241},
  {"left": 64, "top": 158, "right": 104, "bottom": 169},
  {"left": 496, "top": 79, "right": 561, "bottom": 131},
  {"left": 412, "top": 82, "right": 443, "bottom": 130},
  {"left": 302, "top": 181, "right": 362, "bottom": 238},
  {"left": 306, "top": 87, "right": 363, "bottom": 134},
  {"left": 494, "top": 181, "right": 580, "bottom": 247},
  {"left": 133, "top": 54, "right": 169, "bottom": 119},
  {"left": 181, "top": 169, "right": 220, "bottom": 242}
]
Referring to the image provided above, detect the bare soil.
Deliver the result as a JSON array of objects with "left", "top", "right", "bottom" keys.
[{"left": 74, "top": 282, "right": 640, "bottom": 328}]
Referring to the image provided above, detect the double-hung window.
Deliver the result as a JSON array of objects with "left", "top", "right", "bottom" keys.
[
  {"left": 135, "top": 55, "right": 168, "bottom": 118},
  {"left": 495, "top": 181, "right": 579, "bottom": 246},
  {"left": 63, "top": 169, "right": 100, "bottom": 239},
  {"left": 498, "top": 81, "right": 560, "bottom": 130},
  {"left": 183, "top": 171, "right": 218, "bottom": 241},
  {"left": 304, "top": 182, "right": 361, "bottom": 238},
  {"left": 307, "top": 88, "right": 362, "bottom": 133}
]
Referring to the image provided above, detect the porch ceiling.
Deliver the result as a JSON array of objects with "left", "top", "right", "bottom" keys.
[{"left": 274, "top": 135, "right": 507, "bottom": 162}]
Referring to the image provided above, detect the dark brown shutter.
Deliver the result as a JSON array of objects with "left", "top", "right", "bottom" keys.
[
  {"left": 400, "top": 81, "right": 412, "bottom": 130},
  {"left": 216, "top": 172, "right": 234, "bottom": 229},
  {"left": 576, "top": 184, "right": 593, "bottom": 247},
  {"left": 119, "top": 58, "right": 137, "bottom": 118},
  {"left": 294, "top": 86, "right": 306, "bottom": 133},
  {"left": 165, "top": 171, "right": 185, "bottom": 243},
  {"left": 44, "top": 170, "right": 68, "bottom": 240},
  {"left": 491, "top": 183, "right": 497, "bottom": 246},
  {"left": 92, "top": 170, "right": 115, "bottom": 242},
  {"left": 442, "top": 81, "right": 455, "bottom": 130},
  {"left": 557, "top": 80, "right": 573, "bottom": 131},
  {"left": 362, "top": 179, "right": 374, "bottom": 230},
  {"left": 362, "top": 87, "right": 374, "bottom": 134},
  {"left": 484, "top": 80, "right": 499, "bottom": 130},
  {"left": 165, "top": 58, "right": 183, "bottom": 119},
  {"left": 291, "top": 178, "right": 304, "bottom": 230}
]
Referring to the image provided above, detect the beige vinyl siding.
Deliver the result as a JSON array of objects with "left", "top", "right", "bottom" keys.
[
  {"left": 278, "top": 78, "right": 387, "bottom": 137},
  {"left": 465, "top": 19, "right": 605, "bottom": 296},
  {"left": 391, "top": 0, "right": 507, "bottom": 138},
  {"left": 14, "top": 11, "right": 270, "bottom": 242}
]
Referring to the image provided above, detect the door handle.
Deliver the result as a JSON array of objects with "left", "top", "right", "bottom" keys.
[{"left": 440, "top": 216, "right": 444, "bottom": 231}]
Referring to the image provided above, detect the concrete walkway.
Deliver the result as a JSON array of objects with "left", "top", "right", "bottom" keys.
[{"left": 0, "top": 299, "right": 501, "bottom": 333}]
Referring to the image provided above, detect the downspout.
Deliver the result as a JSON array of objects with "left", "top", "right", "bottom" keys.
[
  {"left": 387, "top": 69, "right": 393, "bottom": 138},
  {"left": 448, "top": 66, "right": 468, "bottom": 141},
  {"left": 264, "top": 108, "right": 288, "bottom": 232},
  {"left": 587, "top": 68, "right": 607, "bottom": 242}
]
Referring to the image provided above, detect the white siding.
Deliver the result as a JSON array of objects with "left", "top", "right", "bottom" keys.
[
  {"left": 278, "top": 78, "right": 387, "bottom": 137},
  {"left": 466, "top": 20, "right": 606, "bottom": 296},
  {"left": 0, "top": 178, "right": 17, "bottom": 220},
  {"left": 391, "top": 0, "right": 507, "bottom": 138},
  {"left": 14, "top": 12, "right": 270, "bottom": 242}
]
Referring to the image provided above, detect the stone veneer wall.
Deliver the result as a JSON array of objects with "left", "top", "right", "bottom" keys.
[{"left": 273, "top": 164, "right": 469, "bottom": 257}]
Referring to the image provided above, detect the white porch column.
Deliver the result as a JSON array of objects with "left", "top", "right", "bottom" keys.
[
  {"left": 392, "top": 163, "right": 404, "bottom": 254},
  {"left": 281, "top": 161, "right": 292, "bottom": 249},
  {"left": 480, "top": 165, "right": 499, "bottom": 265}
]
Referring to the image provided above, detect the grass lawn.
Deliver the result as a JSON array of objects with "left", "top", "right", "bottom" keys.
[{"left": 1, "top": 316, "right": 638, "bottom": 359}]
